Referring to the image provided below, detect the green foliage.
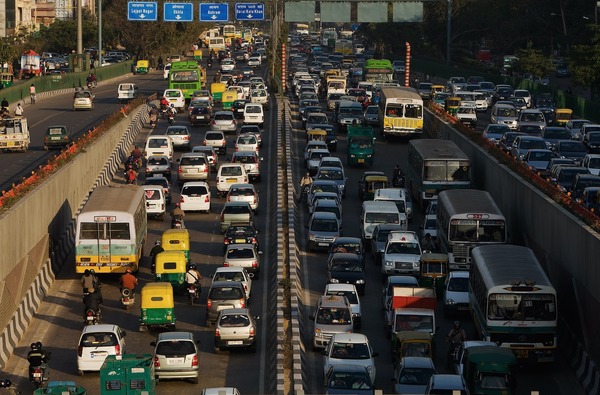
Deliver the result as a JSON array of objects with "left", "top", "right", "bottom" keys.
[
  {"left": 515, "top": 42, "right": 555, "bottom": 78},
  {"left": 569, "top": 25, "right": 600, "bottom": 100},
  {"left": 0, "top": 40, "right": 18, "bottom": 64},
  {"left": 29, "top": 9, "right": 98, "bottom": 53}
]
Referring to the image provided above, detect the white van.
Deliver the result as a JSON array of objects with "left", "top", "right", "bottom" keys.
[
  {"left": 142, "top": 185, "right": 166, "bottom": 220},
  {"left": 360, "top": 201, "right": 402, "bottom": 244},
  {"left": 216, "top": 164, "right": 248, "bottom": 196},
  {"left": 209, "top": 37, "right": 226, "bottom": 51},
  {"left": 163, "top": 89, "right": 185, "bottom": 112},
  {"left": 243, "top": 103, "right": 264, "bottom": 127},
  {"left": 373, "top": 188, "right": 409, "bottom": 225},
  {"left": 117, "top": 83, "right": 138, "bottom": 103},
  {"left": 144, "top": 136, "right": 174, "bottom": 162}
]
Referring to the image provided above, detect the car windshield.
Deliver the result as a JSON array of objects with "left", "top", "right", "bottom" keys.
[
  {"left": 398, "top": 367, "right": 435, "bottom": 385},
  {"left": 448, "top": 277, "right": 469, "bottom": 292},
  {"left": 148, "top": 157, "right": 168, "bottom": 165},
  {"left": 331, "top": 262, "right": 363, "bottom": 272},
  {"left": 330, "top": 342, "right": 370, "bottom": 359},
  {"left": 316, "top": 307, "right": 351, "bottom": 324},
  {"left": 221, "top": 167, "right": 242, "bottom": 176},
  {"left": 209, "top": 286, "right": 244, "bottom": 299},
  {"left": 312, "top": 219, "right": 338, "bottom": 232},
  {"left": 155, "top": 340, "right": 196, "bottom": 355},
  {"left": 148, "top": 139, "right": 168, "bottom": 148},
  {"left": 180, "top": 157, "right": 205, "bottom": 165},
  {"left": 318, "top": 170, "right": 343, "bottom": 180},
  {"left": 181, "top": 185, "right": 208, "bottom": 196},
  {"left": 560, "top": 142, "right": 586, "bottom": 152},
  {"left": 529, "top": 151, "right": 552, "bottom": 161},
  {"left": 386, "top": 242, "right": 421, "bottom": 255}
]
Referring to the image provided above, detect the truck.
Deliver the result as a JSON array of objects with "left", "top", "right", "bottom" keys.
[
  {"left": 0, "top": 117, "right": 30, "bottom": 152},
  {"left": 100, "top": 354, "right": 156, "bottom": 395},
  {"left": 20, "top": 50, "right": 42, "bottom": 78},
  {"left": 462, "top": 346, "right": 517, "bottom": 395},
  {"left": 347, "top": 125, "right": 375, "bottom": 167},
  {"left": 385, "top": 286, "right": 436, "bottom": 343}
]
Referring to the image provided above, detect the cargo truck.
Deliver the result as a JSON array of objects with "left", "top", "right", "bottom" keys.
[{"left": 347, "top": 125, "right": 375, "bottom": 167}]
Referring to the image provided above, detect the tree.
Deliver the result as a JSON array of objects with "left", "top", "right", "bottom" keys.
[
  {"left": 569, "top": 25, "right": 600, "bottom": 100},
  {"left": 27, "top": 9, "right": 98, "bottom": 53},
  {"left": 514, "top": 41, "right": 555, "bottom": 79}
]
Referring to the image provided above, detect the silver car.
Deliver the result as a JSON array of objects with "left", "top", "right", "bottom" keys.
[
  {"left": 206, "top": 281, "right": 247, "bottom": 326},
  {"left": 211, "top": 111, "right": 238, "bottom": 133},
  {"left": 307, "top": 211, "right": 341, "bottom": 251},
  {"left": 214, "top": 308, "right": 259, "bottom": 353},
  {"left": 151, "top": 332, "right": 200, "bottom": 384},
  {"left": 165, "top": 126, "right": 191, "bottom": 149},
  {"left": 192, "top": 145, "right": 218, "bottom": 171},
  {"left": 145, "top": 155, "right": 171, "bottom": 178},
  {"left": 223, "top": 243, "right": 262, "bottom": 277},
  {"left": 226, "top": 183, "right": 259, "bottom": 211},
  {"left": 231, "top": 151, "right": 261, "bottom": 181}
]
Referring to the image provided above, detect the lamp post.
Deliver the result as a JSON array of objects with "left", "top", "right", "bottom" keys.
[
  {"left": 77, "top": 0, "right": 83, "bottom": 71},
  {"left": 446, "top": 0, "right": 451, "bottom": 64},
  {"left": 98, "top": 0, "right": 102, "bottom": 69}
]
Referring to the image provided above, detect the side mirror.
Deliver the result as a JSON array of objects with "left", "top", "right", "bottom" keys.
[{"left": 150, "top": 341, "right": 156, "bottom": 346}]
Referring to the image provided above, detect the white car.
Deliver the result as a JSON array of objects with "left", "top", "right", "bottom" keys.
[
  {"left": 212, "top": 266, "right": 254, "bottom": 300},
  {"left": 220, "top": 58, "right": 236, "bottom": 72},
  {"left": 324, "top": 283, "right": 362, "bottom": 329},
  {"left": 179, "top": 181, "right": 211, "bottom": 213},
  {"left": 163, "top": 89, "right": 185, "bottom": 112},
  {"left": 443, "top": 271, "right": 470, "bottom": 317},
  {"left": 144, "top": 135, "right": 174, "bottom": 162},
  {"left": 235, "top": 133, "right": 259, "bottom": 152},
  {"left": 322, "top": 333, "right": 378, "bottom": 384},
  {"left": 216, "top": 164, "right": 249, "bottom": 195},
  {"left": 77, "top": 324, "right": 127, "bottom": 375},
  {"left": 248, "top": 56, "right": 261, "bottom": 67},
  {"left": 226, "top": 183, "right": 259, "bottom": 211}
]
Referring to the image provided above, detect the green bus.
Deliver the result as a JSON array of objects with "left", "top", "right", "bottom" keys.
[
  {"left": 362, "top": 59, "right": 394, "bottom": 83},
  {"left": 168, "top": 61, "right": 203, "bottom": 99}
]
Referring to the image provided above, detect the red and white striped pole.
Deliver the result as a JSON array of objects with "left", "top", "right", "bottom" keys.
[
  {"left": 405, "top": 42, "right": 411, "bottom": 87},
  {"left": 281, "top": 43, "right": 287, "bottom": 92}
]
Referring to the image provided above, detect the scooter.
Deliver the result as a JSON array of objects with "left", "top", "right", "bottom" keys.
[
  {"left": 121, "top": 288, "right": 135, "bottom": 310},
  {"left": 187, "top": 282, "right": 201, "bottom": 305},
  {"left": 84, "top": 308, "right": 101, "bottom": 325},
  {"left": 168, "top": 111, "right": 175, "bottom": 125},
  {"left": 30, "top": 365, "right": 48, "bottom": 389},
  {"left": 392, "top": 172, "right": 405, "bottom": 188},
  {"left": 171, "top": 217, "right": 185, "bottom": 229}
]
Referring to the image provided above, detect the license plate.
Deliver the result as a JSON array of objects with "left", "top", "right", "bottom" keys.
[
  {"left": 318, "top": 242, "right": 328, "bottom": 246},
  {"left": 228, "top": 340, "right": 244, "bottom": 345},
  {"left": 51, "top": 136, "right": 61, "bottom": 140},
  {"left": 227, "top": 178, "right": 237, "bottom": 183},
  {"left": 86, "top": 316, "right": 95, "bottom": 321},
  {"left": 516, "top": 350, "right": 529, "bottom": 359},
  {"left": 196, "top": 116, "right": 205, "bottom": 119},
  {"left": 167, "top": 357, "right": 184, "bottom": 365},
  {"left": 217, "top": 304, "right": 234, "bottom": 311},
  {"left": 358, "top": 158, "right": 364, "bottom": 163},
  {"left": 235, "top": 239, "right": 246, "bottom": 243},
  {"left": 188, "top": 169, "right": 198, "bottom": 173},
  {"left": 188, "top": 288, "right": 196, "bottom": 293},
  {"left": 6, "top": 141, "right": 14, "bottom": 147},
  {"left": 33, "top": 373, "right": 42, "bottom": 378},
  {"left": 237, "top": 109, "right": 244, "bottom": 112}
]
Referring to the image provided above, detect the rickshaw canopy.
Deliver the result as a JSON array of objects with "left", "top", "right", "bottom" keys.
[
  {"left": 307, "top": 129, "right": 327, "bottom": 142},
  {"left": 140, "top": 282, "right": 175, "bottom": 307},
  {"left": 161, "top": 228, "right": 190, "bottom": 260},
  {"left": 154, "top": 251, "right": 187, "bottom": 275},
  {"left": 136, "top": 60, "right": 149, "bottom": 68}
]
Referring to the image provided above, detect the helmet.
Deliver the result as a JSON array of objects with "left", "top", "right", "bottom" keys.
[
  {"left": 453, "top": 321, "right": 461, "bottom": 329},
  {"left": 89, "top": 269, "right": 95, "bottom": 274},
  {"left": 125, "top": 268, "right": 132, "bottom": 273},
  {"left": 31, "top": 343, "right": 38, "bottom": 350},
  {"left": 187, "top": 264, "right": 197, "bottom": 270},
  {"left": 36, "top": 342, "right": 43, "bottom": 349},
  {"left": 424, "top": 233, "right": 431, "bottom": 239},
  {"left": 84, "top": 269, "right": 90, "bottom": 275},
  {"left": 175, "top": 203, "right": 180, "bottom": 207},
  {"left": 154, "top": 240, "right": 161, "bottom": 246},
  {"left": 305, "top": 172, "right": 310, "bottom": 177}
]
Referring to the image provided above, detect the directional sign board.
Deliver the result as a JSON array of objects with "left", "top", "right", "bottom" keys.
[
  {"left": 235, "top": 3, "right": 265, "bottom": 20},
  {"left": 200, "top": 3, "right": 229, "bottom": 22},
  {"left": 164, "top": 3, "right": 194, "bottom": 22},
  {"left": 127, "top": 2, "right": 158, "bottom": 21}
]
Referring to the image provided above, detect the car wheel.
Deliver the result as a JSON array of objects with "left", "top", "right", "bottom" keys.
[{"left": 214, "top": 346, "right": 221, "bottom": 354}]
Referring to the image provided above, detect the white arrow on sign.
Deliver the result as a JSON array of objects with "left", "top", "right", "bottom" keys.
[
  {"left": 247, "top": 14, "right": 253, "bottom": 18},
  {"left": 175, "top": 14, "right": 181, "bottom": 19},
  {"left": 211, "top": 14, "right": 217, "bottom": 19},
  {"left": 140, "top": 14, "right": 146, "bottom": 18}
]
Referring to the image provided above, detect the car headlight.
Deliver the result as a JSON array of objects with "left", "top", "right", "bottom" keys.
[
  {"left": 315, "top": 329, "right": 322, "bottom": 335},
  {"left": 446, "top": 298, "right": 455, "bottom": 305},
  {"left": 413, "top": 261, "right": 420, "bottom": 268},
  {"left": 384, "top": 260, "right": 393, "bottom": 267},
  {"left": 355, "top": 279, "right": 365, "bottom": 284},
  {"left": 309, "top": 234, "right": 316, "bottom": 241},
  {"left": 330, "top": 278, "right": 340, "bottom": 283}
]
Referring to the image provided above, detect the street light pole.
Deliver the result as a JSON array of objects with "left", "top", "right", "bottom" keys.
[
  {"left": 446, "top": 0, "right": 451, "bottom": 64},
  {"left": 77, "top": 0, "right": 83, "bottom": 70},
  {"left": 98, "top": 0, "right": 102, "bottom": 69}
]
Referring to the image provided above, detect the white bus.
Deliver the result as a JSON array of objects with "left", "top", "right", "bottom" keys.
[
  {"left": 321, "top": 29, "right": 337, "bottom": 47},
  {"left": 470, "top": 245, "right": 557, "bottom": 363},
  {"left": 222, "top": 24, "right": 236, "bottom": 38},
  {"left": 208, "top": 37, "right": 226, "bottom": 51},
  {"left": 436, "top": 189, "right": 506, "bottom": 270},
  {"left": 378, "top": 86, "right": 423, "bottom": 139},
  {"left": 75, "top": 185, "right": 147, "bottom": 274}
]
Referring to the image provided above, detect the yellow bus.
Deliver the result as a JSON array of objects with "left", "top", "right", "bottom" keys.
[{"left": 378, "top": 86, "right": 424, "bottom": 139}]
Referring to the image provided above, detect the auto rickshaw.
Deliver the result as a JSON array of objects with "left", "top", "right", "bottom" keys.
[
  {"left": 139, "top": 282, "right": 176, "bottom": 331},
  {"left": 0, "top": 72, "right": 13, "bottom": 88},
  {"left": 135, "top": 60, "right": 149, "bottom": 75},
  {"left": 418, "top": 252, "right": 449, "bottom": 298},
  {"left": 555, "top": 108, "right": 573, "bottom": 127},
  {"left": 391, "top": 331, "right": 433, "bottom": 362},
  {"left": 444, "top": 96, "right": 461, "bottom": 116},
  {"left": 34, "top": 381, "right": 87, "bottom": 395},
  {"left": 154, "top": 250, "right": 187, "bottom": 292},
  {"left": 222, "top": 90, "right": 237, "bottom": 110},
  {"left": 359, "top": 174, "right": 389, "bottom": 201},
  {"left": 211, "top": 82, "right": 227, "bottom": 104},
  {"left": 306, "top": 128, "right": 327, "bottom": 143},
  {"left": 430, "top": 84, "right": 445, "bottom": 96},
  {"left": 161, "top": 228, "right": 190, "bottom": 261},
  {"left": 193, "top": 49, "right": 203, "bottom": 61}
]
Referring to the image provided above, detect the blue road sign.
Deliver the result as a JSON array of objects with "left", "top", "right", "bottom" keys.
[
  {"left": 164, "top": 3, "right": 193, "bottom": 22},
  {"left": 235, "top": 3, "right": 264, "bottom": 20},
  {"left": 200, "top": 3, "right": 229, "bottom": 22},
  {"left": 127, "top": 2, "right": 158, "bottom": 21}
]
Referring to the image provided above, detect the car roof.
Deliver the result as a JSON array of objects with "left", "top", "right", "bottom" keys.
[
  {"left": 329, "top": 333, "right": 368, "bottom": 344},
  {"left": 448, "top": 271, "right": 470, "bottom": 278},
  {"left": 311, "top": 211, "right": 338, "bottom": 220},
  {"left": 81, "top": 324, "right": 120, "bottom": 334},
  {"left": 400, "top": 356, "right": 435, "bottom": 368},
  {"left": 325, "top": 283, "right": 358, "bottom": 293},
  {"left": 215, "top": 266, "right": 249, "bottom": 273},
  {"left": 156, "top": 331, "right": 194, "bottom": 341}
]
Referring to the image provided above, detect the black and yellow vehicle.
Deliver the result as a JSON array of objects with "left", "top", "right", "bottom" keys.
[
  {"left": 161, "top": 228, "right": 190, "bottom": 261},
  {"left": 193, "top": 49, "right": 203, "bottom": 61},
  {"left": 445, "top": 96, "right": 461, "bottom": 116},
  {"left": 418, "top": 252, "right": 449, "bottom": 299},
  {"left": 358, "top": 172, "right": 389, "bottom": 201},
  {"left": 100, "top": 354, "right": 156, "bottom": 395},
  {"left": 221, "top": 90, "right": 237, "bottom": 110},
  {"left": 0, "top": 72, "right": 13, "bottom": 88},
  {"left": 306, "top": 128, "right": 327, "bottom": 143},
  {"left": 210, "top": 82, "right": 227, "bottom": 104},
  {"left": 430, "top": 84, "right": 445, "bottom": 96},
  {"left": 135, "top": 60, "right": 149, "bottom": 75},
  {"left": 555, "top": 108, "right": 573, "bottom": 127},
  {"left": 392, "top": 330, "right": 433, "bottom": 362},
  {"left": 139, "top": 282, "right": 176, "bottom": 331},
  {"left": 154, "top": 251, "right": 187, "bottom": 292}
]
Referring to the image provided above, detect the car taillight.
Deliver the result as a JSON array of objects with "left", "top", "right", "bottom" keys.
[
  {"left": 240, "top": 298, "right": 246, "bottom": 308},
  {"left": 183, "top": 136, "right": 189, "bottom": 140},
  {"left": 192, "top": 354, "right": 199, "bottom": 367},
  {"left": 235, "top": 145, "right": 239, "bottom": 151},
  {"left": 249, "top": 326, "right": 255, "bottom": 336},
  {"left": 251, "top": 237, "right": 257, "bottom": 244},
  {"left": 203, "top": 140, "right": 207, "bottom": 146},
  {"left": 252, "top": 261, "right": 258, "bottom": 268},
  {"left": 227, "top": 195, "right": 231, "bottom": 201},
  {"left": 224, "top": 239, "right": 230, "bottom": 245},
  {"left": 224, "top": 261, "right": 230, "bottom": 267},
  {"left": 207, "top": 299, "right": 212, "bottom": 309},
  {"left": 180, "top": 196, "right": 185, "bottom": 203},
  {"left": 222, "top": 141, "right": 226, "bottom": 146},
  {"left": 211, "top": 120, "right": 216, "bottom": 125},
  {"left": 115, "top": 344, "right": 121, "bottom": 355},
  {"left": 253, "top": 195, "right": 257, "bottom": 204},
  {"left": 153, "top": 356, "right": 160, "bottom": 367},
  {"left": 231, "top": 120, "right": 236, "bottom": 126},
  {"left": 146, "top": 168, "right": 150, "bottom": 172},
  {"left": 215, "top": 328, "right": 220, "bottom": 337},
  {"left": 178, "top": 166, "right": 182, "bottom": 173},
  {"left": 205, "top": 195, "right": 210, "bottom": 202},
  {"left": 77, "top": 346, "right": 82, "bottom": 357},
  {"left": 244, "top": 177, "right": 248, "bottom": 183}
]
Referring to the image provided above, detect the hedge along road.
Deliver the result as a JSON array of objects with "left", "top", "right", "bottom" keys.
[{"left": 0, "top": 71, "right": 165, "bottom": 193}]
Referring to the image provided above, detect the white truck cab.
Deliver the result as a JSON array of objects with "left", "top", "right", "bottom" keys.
[{"left": 0, "top": 117, "right": 30, "bottom": 152}]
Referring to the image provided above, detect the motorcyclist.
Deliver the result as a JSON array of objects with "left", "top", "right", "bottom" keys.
[
  {"left": 446, "top": 321, "right": 467, "bottom": 367},
  {"left": 160, "top": 96, "right": 170, "bottom": 110},
  {"left": 170, "top": 203, "right": 185, "bottom": 227},
  {"left": 131, "top": 145, "right": 142, "bottom": 160},
  {"left": 27, "top": 342, "right": 50, "bottom": 379},
  {"left": 149, "top": 240, "right": 164, "bottom": 274},
  {"left": 149, "top": 106, "right": 159, "bottom": 126},
  {"left": 82, "top": 288, "right": 101, "bottom": 321},
  {"left": 89, "top": 269, "right": 103, "bottom": 304},
  {"left": 207, "top": 58, "right": 213, "bottom": 69},
  {"left": 125, "top": 165, "right": 138, "bottom": 184},
  {"left": 392, "top": 164, "right": 405, "bottom": 188},
  {"left": 80, "top": 269, "right": 95, "bottom": 294},
  {"left": 185, "top": 263, "right": 203, "bottom": 287},
  {"left": 90, "top": 73, "right": 97, "bottom": 86},
  {"left": 166, "top": 105, "right": 176, "bottom": 123},
  {"left": 421, "top": 233, "right": 437, "bottom": 252},
  {"left": 299, "top": 172, "right": 313, "bottom": 202},
  {"left": 119, "top": 268, "right": 138, "bottom": 293}
]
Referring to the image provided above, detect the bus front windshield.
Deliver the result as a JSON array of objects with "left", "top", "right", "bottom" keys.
[
  {"left": 449, "top": 219, "right": 506, "bottom": 242},
  {"left": 424, "top": 160, "right": 470, "bottom": 182},
  {"left": 171, "top": 70, "right": 199, "bottom": 82},
  {"left": 488, "top": 293, "right": 556, "bottom": 321}
]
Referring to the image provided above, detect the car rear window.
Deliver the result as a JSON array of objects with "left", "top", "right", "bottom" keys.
[
  {"left": 167, "top": 128, "right": 188, "bottom": 135},
  {"left": 181, "top": 186, "right": 208, "bottom": 196},
  {"left": 148, "top": 157, "right": 168, "bottom": 165},
  {"left": 215, "top": 113, "right": 233, "bottom": 120},
  {"left": 221, "top": 167, "right": 243, "bottom": 176},
  {"left": 148, "top": 139, "right": 169, "bottom": 148},
  {"left": 180, "top": 157, "right": 206, "bottom": 166},
  {"left": 144, "top": 189, "right": 161, "bottom": 200},
  {"left": 214, "top": 270, "right": 246, "bottom": 282},
  {"left": 233, "top": 155, "right": 256, "bottom": 164},
  {"left": 155, "top": 340, "right": 196, "bottom": 356},
  {"left": 230, "top": 187, "right": 254, "bottom": 196},
  {"left": 205, "top": 132, "right": 223, "bottom": 140},
  {"left": 219, "top": 313, "right": 250, "bottom": 327},
  {"left": 226, "top": 248, "right": 255, "bottom": 259},
  {"left": 223, "top": 204, "right": 250, "bottom": 214},
  {"left": 80, "top": 332, "right": 117, "bottom": 347},
  {"left": 209, "top": 286, "right": 244, "bottom": 299}
]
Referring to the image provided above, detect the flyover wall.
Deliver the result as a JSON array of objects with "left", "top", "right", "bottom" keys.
[{"left": 0, "top": 104, "right": 148, "bottom": 367}]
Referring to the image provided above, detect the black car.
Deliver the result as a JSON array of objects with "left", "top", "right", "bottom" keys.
[
  {"left": 223, "top": 223, "right": 260, "bottom": 252},
  {"left": 554, "top": 140, "right": 587, "bottom": 165},
  {"left": 43, "top": 125, "right": 72, "bottom": 150},
  {"left": 188, "top": 106, "right": 212, "bottom": 126},
  {"left": 327, "top": 253, "right": 366, "bottom": 295},
  {"left": 584, "top": 132, "right": 600, "bottom": 154},
  {"left": 232, "top": 99, "right": 247, "bottom": 119},
  {"left": 493, "top": 87, "right": 513, "bottom": 103},
  {"left": 498, "top": 132, "right": 526, "bottom": 155},
  {"left": 329, "top": 237, "right": 365, "bottom": 266},
  {"left": 571, "top": 174, "right": 600, "bottom": 200}
]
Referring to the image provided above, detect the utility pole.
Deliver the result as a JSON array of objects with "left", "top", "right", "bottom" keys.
[
  {"left": 446, "top": 0, "right": 451, "bottom": 64},
  {"left": 77, "top": 0, "right": 83, "bottom": 71},
  {"left": 98, "top": 0, "right": 102, "bottom": 68}
]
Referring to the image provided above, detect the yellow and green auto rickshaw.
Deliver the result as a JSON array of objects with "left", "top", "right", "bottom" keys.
[
  {"left": 392, "top": 330, "right": 434, "bottom": 362},
  {"left": 306, "top": 128, "right": 327, "bottom": 143},
  {"left": 211, "top": 82, "right": 227, "bottom": 104},
  {"left": 135, "top": 60, "right": 149, "bottom": 75},
  {"left": 0, "top": 72, "right": 13, "bottom": 88},
  {"left": 444, "top": 96, "right": 461, "bottom": 116},
  {"left": 555, "top": 108, "right": 573, "bottom": 127},
  {"left": 154, "top": 251, "right": 187, "bottom": 292},
  {"left": 161, "top": 228, "right": 190, "bottom": 261},
  {"left": 418, "top": 252, "right": 449, "bottom": 299},
  {"left": 359, "top": 174, "right": 389, "bottom": 201},
  {"left": 221, "top": 90, "right": 237, "bottom": 110},
  {"left": 139, "top": 282, "right": 176, "bottom": 332},
  {"left": 193, "top": 49, "right": 203, "bottom": 61}
]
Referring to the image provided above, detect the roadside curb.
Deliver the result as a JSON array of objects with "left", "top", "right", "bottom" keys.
[{"left": 560, "top": 321, "right": 600, "bottom": 395}]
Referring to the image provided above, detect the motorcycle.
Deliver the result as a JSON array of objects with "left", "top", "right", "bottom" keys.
[
  {"left": 446, "top": 339, "right": 463, "bottom": 368},
  {"left": 207, "top": 60, "right": 213, "bottom": 69},
  {"left": 168, "top": 111, "right": 175, "bottom": 125},
  {"left": 121, "top": 288, "right": 135, "bottom": 310},
  {"left": 187, "top": 282, "right": 201, "bottom": 305},
  {"left": 84, "top": 308, "right": 101, "bottom": 325},
  {"left": 171, "top": 217, "right": 185, "bottom": 229},
  {"left": 125, "top": 169, "right": 138, "bottom": 185},
  {"left": 160, "top": 106, "right": 169, "bottom": 119},
  {"left": 30, "top": 365, "right": 48, "bottom": 389},
  {"left": 392, "top": 172, "right": 405, "bottom": 188},
  {"left": 299, "top": 184, "right": 310, "bottom": 203}
]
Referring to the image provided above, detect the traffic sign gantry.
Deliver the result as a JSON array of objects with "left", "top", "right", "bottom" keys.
[
  {"left": 127, "top": 2, "right": 158, "bottom": 21},
  {"left": 164, "top": 3, "right": 194, "bottom": 22},
  {"left": 235, "top": 3, "right": 265, "bottom": 20},
  {"left": 200, "top": 3, "right": 229, "bottom": 22}
]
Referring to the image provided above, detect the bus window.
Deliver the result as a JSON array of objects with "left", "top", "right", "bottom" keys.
[
  {"left": 405, "top": 104, "right": 422, "bottom": 119},
  {"left": 386, "top": 105, "right": 402, "bottom": 117}
]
